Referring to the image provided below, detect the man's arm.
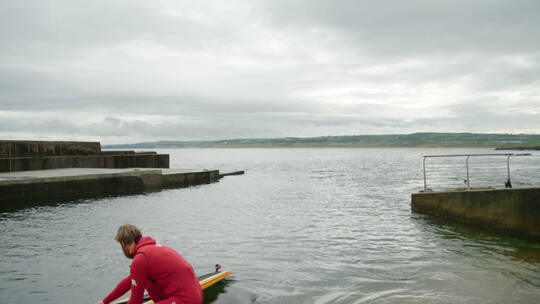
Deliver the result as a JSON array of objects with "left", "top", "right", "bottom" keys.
[
  {"left": 128, "top": 254, "right": 149, "bottom": 304},
  {"left": 102, "top": 275, "right": 131, "bottom": 304}
]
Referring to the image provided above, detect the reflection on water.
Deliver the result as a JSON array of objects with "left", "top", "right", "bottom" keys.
[
  {"left": 1, "top": 148, "right": 539, "bottom": 303},
  {"left": 503, "top": 248, "right": 540, "bottom": 265},
  {"left": 416, "top": 213, "right": 540, "bottom": 263}
]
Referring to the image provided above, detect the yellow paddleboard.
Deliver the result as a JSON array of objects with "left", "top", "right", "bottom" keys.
[{"left": 114, "top": 269, "right": 232, "bottom": 304}]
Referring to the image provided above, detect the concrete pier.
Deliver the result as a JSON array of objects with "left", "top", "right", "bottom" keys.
[
  {"left": 0, "top": 168, "right": 220, "bottom": 212},
  {"left": 412, "top": 187, "right": 540, "bottom": 240},
  {"left": 0, "top": 140, "right": 242, "bottom": 212}
]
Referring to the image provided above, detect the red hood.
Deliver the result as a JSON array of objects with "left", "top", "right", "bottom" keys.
[{"left": 135, "top": 236, "right": 156, "bottom": 253}]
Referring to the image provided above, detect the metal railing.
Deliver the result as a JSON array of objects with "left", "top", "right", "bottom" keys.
[{"left": 423, "top": 153, "right": 531, "bottom": 191}]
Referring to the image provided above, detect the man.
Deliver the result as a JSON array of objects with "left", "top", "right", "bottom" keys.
[{"left": 96, "top": 224, "right": 203, "bottom": 304}]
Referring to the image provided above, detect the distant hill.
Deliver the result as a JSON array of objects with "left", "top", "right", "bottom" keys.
[{"left": 103, "top": 133, "right": 540, "bottom": 149}]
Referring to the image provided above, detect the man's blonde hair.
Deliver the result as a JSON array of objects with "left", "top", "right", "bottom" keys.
[{"left": 114, "top": 224, "right": 142, "bottom": 245}]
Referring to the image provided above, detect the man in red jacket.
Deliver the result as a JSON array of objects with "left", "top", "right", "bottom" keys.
[{"left": 96, "top": 224, "right": 203, "bottom": 304}]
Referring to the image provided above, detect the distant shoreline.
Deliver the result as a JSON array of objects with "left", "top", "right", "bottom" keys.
[
  {"left": 495, "top": 146, "right": 540, "bottom": 151},
  {"left": 105, "top": 143, "right": 511, "bottom": 149},
  {"left": 103, "top": 145, "right": 538, "bottom": 150},
  {"left": 103, "top": 132, "right": 540, "bottom": 150}
]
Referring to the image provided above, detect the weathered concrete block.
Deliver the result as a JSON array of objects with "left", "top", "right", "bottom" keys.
[
  {"left": 0, "top": 172, "right": 154, "bottom": 211},
  {"left": 412, "top": 187, "right": 540, "bottom": 239},
  {"left": 47, "top": 176, "right": 145, "bottom": 202},
  {"left": 0, "top": 140, "right": 101, "bottom": 157},
  {"left": 161, "top": 170, "right": 219, "bottom": 188},
  {"left": 0, "top": 181, "right": 51, "bottom": 211},
  {"left": 0, "top": 159, "right": 8, "bottom": 172},
  {"left": 120, "top": 154, "right": 169, "bottom": 169},
  {"left": 0, "top": 154, "right": 170, "bottom": 172},
  {"left": 140, "top": 172, "right": 163, "bottom": 189},
  {"left": 208, "top": 170, "right": 220, "bottom": 182}
]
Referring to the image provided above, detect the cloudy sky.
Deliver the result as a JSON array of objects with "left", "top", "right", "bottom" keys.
[{"left": 1, "top": 0, "right": 539, "bottom": 144}]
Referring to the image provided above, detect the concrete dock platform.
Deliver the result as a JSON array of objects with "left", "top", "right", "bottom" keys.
[
  {"left": 0, "top": 168, "right": 220, "bottom": 212},
  {"left": 412, "top": 187, "right": 540, "bottom": 240}
]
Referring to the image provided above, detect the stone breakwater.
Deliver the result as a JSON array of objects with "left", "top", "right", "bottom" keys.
[
  {"left": 0, "top": 140, "right": 243, "bottom": 212},
  {"left": 0, "top": 168, "right": 221, "bottom": 212}
]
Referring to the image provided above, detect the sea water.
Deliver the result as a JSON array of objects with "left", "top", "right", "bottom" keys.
[{"left": 1, "top": 148, "right": 539, "bottom": 303}]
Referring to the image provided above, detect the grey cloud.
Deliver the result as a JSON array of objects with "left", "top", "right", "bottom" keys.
[
  {"left": 1, "top": 2, "right": 175, "bottom": 58},
  {"left": 2, "top": 105, "right": 539, "bottom": 143},
  {"left": 262, "top": 0, "right": 540, "bottom": 57},
  {"left": 1, "top": 0, "right": 540, "bottom": 142},
  {"left": 1, "top": 93, "right": 308, "bottom": 115},
  {"left": 0, "top": 1, "right": 252, "bottom": 64}
]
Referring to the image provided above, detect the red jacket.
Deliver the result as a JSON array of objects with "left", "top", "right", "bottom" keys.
[{"left": 103, "top": 237, "right": 202, "bottom": 304}]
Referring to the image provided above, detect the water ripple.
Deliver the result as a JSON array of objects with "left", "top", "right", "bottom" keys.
[{"left": 1, "top": 148, "right": 539, "bottom": 303}]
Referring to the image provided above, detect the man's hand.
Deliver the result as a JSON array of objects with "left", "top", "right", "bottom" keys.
[{"left": 95, "top": 301, "right": 105, "bottom": 304}]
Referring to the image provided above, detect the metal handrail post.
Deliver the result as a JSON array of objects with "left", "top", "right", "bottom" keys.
[
  {"left": 466, "top": 155, "right": 470, "bottom": 189},
  {"left": 423, "top": 157, "right": 427, "bottom": 191},
  {"left": 506, "top": 155, "right": 512, "bottom": 188}
]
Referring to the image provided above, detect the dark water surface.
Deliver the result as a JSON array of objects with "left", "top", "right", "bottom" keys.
[{"left": 1, "top": 148, "right": 540, "bottom": 303}]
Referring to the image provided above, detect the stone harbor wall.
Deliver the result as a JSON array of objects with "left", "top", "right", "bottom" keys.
[
  {"left": 0, "top": 140, "right": 169, "bottom": 172},
  {"left": 412, "top": 187, "right": 540, "bottom": 240}
]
